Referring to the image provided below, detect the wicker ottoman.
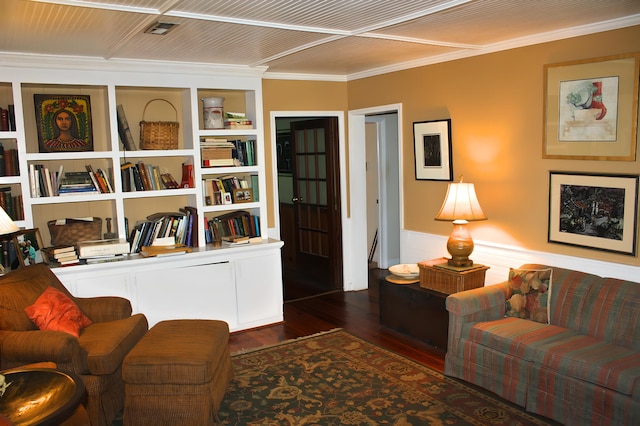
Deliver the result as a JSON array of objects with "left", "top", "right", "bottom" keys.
[{"left": 122, "top": 320, "right": 234, "bottom": 425}]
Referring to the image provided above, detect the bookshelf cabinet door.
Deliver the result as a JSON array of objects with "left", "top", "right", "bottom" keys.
[
  {"left": 235, "top": 251, "right": 283, "bottom": 328},
  {"left": 134, "top": 261, "right": 237, "bottom": 328}
]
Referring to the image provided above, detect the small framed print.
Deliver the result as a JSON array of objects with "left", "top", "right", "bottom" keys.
[
  {"left": 233, "top": 188, "right": 253, "bottom": 203},
  {"left": 548, "top": 172, "right": 638, "bottom": 255},
  {"left": 413, "top": 119, "right": 453, "bottom": 181},
  {"left": 223, "top": 192, "right": 233, "bottom": 205},
  {"left": 12, "top": 228, "right": 48, "bottom": 267},
  {"left": 34, "top": 94, "right": 94, "bottom": 153}
]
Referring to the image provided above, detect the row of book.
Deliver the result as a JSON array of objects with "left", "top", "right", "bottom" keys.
[
  {"left": 121, "top": 161, "right": 181, "bottom": 192},
  {"left": 128, "top": 206, "right": 199, "bottom": 253},
  {"left": 205, "top": 210, "right": 260, "bottom": 244},
  {"left": 0, "top": 187, "right": 23, "bottom": 220},
  {"left": 0, "top": 106, "right": 16, "bottom": 132},
  {"left": 200, "top": 138, "right": 256, "bottom": 167},
  {"left": 29, "top": 166, "right": 114, "bottom": 197},
  {"left": 0, "top": 145, "right": 19, "bottom": 177}
]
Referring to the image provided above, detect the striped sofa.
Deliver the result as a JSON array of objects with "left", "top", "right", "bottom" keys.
[{"left": 444, "top": 264, "right": 639, "bottom": 425}]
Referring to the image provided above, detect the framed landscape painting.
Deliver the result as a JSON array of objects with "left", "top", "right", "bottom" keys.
[
  {"left": 34, "top": 94, "right": 94, "bottom": 153},
  {"left": 413, "top": 119, "right": 453, "bottom": 181},
  {"left": 548, "top": 172, "right": 638, "bottom": 255}
]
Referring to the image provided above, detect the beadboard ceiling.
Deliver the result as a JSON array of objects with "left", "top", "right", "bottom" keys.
[{"left": 1, "top": 0, "right": 640, "bottom": 80}]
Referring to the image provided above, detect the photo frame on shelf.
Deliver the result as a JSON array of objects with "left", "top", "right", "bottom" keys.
[
  {"left": 413, "top": 119, "right": 453, "bottom": 181},
  {"left": 548, "top": 172, "right": 638, "bottom": 256},
  {"left": 233, "top": 188, "right": 253, "bottom": 203},
  {"left": 12, "top": 228, "right": 48, "bottom": 267},
  {"left": 34, "top": 94, "right": 94, "bottom": 153},
  {"left": 543, "top": 53, "right": 639, "bottom": 160}
]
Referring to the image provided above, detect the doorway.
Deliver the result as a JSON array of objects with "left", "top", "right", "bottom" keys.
[{"left": 275, "top": 116, "right": 343, "bottom": 301}]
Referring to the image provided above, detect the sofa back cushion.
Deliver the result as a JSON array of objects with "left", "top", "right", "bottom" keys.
[
  {"left": 544, "top": 265, "right": 640, "bottom": 351},
  {"left": 0, "top": 264, "right": 73, "bottom": 331}
]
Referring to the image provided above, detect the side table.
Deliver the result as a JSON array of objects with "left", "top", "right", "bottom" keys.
[{"left": 379, "top": 273, "right": 449, "bottom": 352}]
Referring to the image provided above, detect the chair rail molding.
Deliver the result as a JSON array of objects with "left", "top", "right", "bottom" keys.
[{"left": 401, "top": 230, "right": 640, "bottom": 284}]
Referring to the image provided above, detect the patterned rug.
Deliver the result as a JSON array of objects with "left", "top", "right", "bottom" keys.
[{"left": 218, "top": 329, "right": 553, "bottom": 425}]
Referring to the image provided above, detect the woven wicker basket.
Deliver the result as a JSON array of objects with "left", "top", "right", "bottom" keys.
[
  {"left": 139, "top": 99, "right": 179, "bottom": 150},
  {"left": 47, "top": 217, "right": 102, "bottom": 247}
]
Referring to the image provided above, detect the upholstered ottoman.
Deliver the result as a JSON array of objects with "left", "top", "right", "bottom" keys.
[{"left": 122, "top": 320, "right": 234, "bottom": 425}]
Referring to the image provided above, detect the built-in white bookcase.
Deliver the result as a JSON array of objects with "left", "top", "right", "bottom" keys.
[{"left": 0, "top": 56, "right": 282, "bottom": 331}]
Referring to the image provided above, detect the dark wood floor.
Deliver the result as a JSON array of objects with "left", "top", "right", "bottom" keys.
[{"left": 229, "top": 267, "right": 446, "bottom": 372}]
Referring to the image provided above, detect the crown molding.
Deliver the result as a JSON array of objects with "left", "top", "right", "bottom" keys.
[{"left": 0, "top": 52, "right": 268, "bottom": 78}]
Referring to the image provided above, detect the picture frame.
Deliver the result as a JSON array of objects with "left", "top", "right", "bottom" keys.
[
  {"left": 543, "top": 53, "right": 639, "bottom": 160},
  {"left": 413, "top": 119, "right": 453, "bottom": 181},
  {"left": 233, "top": 188, "right": 253, "bottom": 203},
  {"left": 34, "top": 94, "right": 94, "bottom": 153},
  {"left": 548, "top": 172, "right": 638, "bottom": 256},
  {"left": 12, "top": 228, "right": 48, "bottom": 267}
]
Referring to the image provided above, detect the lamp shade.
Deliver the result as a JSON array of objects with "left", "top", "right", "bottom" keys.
[
  {"left": 435, "top": 181, "right": 487, "bottom": 222},
  {"left": 0, "top": 207, "right": 19, "bottom": 235}
]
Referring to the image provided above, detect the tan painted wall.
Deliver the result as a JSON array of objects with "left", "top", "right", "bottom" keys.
[
  {"left": 262, "top": 80, "right": 348, "bottom": 228},
  {"left": 263, "top": 26, "right": 640, "bottom": 267}
]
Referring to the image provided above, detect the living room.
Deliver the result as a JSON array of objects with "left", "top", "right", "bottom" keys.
[{"left": 0, "top": 2, "right": 639, "bottom": 425}]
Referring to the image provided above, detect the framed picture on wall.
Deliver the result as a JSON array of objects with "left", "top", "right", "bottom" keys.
[
  {"left": 34, "top": 94, "right": 94, "bottom": 153},
  {"left": 413, "top": 119, "right": 453, "bottom": 181},
  {"left": 548, "top": 172, "right": 638, "bottom": 255},
  {"left": 543, "top": 53, "right": 639, "bottom": 160}
]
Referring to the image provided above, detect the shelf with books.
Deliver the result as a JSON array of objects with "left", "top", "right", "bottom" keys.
[
  {"left": 119, "top": 156, "right": 188, "bottom": 193},
  {"left": 0, "top": 82, "right": 16, "bottom": 132},
  {"left": 26, "top": 159, "right": 115, "bottom": 198},
  {"left": 0, "top": 138, "right": 20, "bottom": 178}
]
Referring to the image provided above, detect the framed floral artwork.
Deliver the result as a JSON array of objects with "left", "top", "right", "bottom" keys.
[
  {"left": 548, "top": 172, "right": 638, "bottom": 255},
  {"left": 543, "top": 53, "right": 639, "bottom": 160},
  {"left": 34, "top": 94, "right": 94, "bottom": 153}
]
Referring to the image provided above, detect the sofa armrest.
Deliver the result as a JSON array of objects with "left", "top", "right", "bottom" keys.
[
  {"left": 75, "top": 296, "right": 132, "bottom": 322},
  {"left": 446, "top": 282, "right": 509, "bottom": 355},
  {"left": 0, "top": 330, "right": 80, "bottom": 365}
]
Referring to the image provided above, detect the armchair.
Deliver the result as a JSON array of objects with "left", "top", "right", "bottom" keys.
[{"left": 0, "top": 264, "right": 148, "bottom": 426}]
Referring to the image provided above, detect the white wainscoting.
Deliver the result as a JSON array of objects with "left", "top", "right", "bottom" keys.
[{"left": 401, "top": 230, "right": 640, "bottom": 285}]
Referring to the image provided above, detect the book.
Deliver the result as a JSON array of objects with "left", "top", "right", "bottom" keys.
[
  {"left": 77, "top": 239, "right": 131, "bottom": 258},
  {"left": 139, "top": 244, "right": 192, "bottom": 257},
  {"left": 116, "top": 104, "right": 137, "bottom": 151}
]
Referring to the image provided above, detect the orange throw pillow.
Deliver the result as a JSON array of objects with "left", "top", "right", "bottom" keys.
[{"left": 24, "top": 286, "right": 92, "bottom": 337}]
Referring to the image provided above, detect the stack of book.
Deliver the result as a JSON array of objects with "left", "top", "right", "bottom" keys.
[
  {"left": 77, "top": 238, "right": 130, "bottom": 263},
  {"left": 201, "top": 138, "right": 236, "bottom": 167},
  {"left": 206, "top": 210, "right": 260, "bottom": 244},
  {"left": 57, "top": 171, "right": 98, "bottom": 196},
  {"left": 43, "top": 245, "right": 79, "bottom": 266},
  {"left": 224, "top": 112, "right": 252, "bottom": 129}
]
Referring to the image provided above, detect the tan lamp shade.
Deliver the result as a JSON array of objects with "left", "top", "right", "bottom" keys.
[
  {"left": 435, "top": 179, "right": 486, "bottom": 267},
  {"left": 0, "top": 206, "right": 19, "bottom": 236}
]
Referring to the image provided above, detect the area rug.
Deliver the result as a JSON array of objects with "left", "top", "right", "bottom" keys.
[{"left": 218, "top": 329, "right": 553, "bottom": 425}]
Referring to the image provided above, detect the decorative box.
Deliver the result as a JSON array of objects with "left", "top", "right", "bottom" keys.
[{"left": 418, "top": 258, "right": 489, "bottom": 294}]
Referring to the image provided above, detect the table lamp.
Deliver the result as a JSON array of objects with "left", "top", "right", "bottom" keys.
[
  {"left": 0, "top": 206, "right": 19, "bottom": 272},
  {"left": 435, "top": 176, "right": 487, "bottom": 268}
]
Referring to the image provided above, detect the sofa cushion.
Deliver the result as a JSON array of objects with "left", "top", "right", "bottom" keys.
[
  {"left": 24, "top": 286, "right": 93, "bottom": 337},
  {"left": 532, "top": 333, "right": 640, "bottom": 396},
  {"left": 78, "top": 313, "right": 148, "bottom": 376},
  {"left": 462, "top": 317, "right": 576, "bottom": 361},
  {"left": 549, "top": 267, "right": 640, "bottom": 351},
  {"left": 505, "top": 268, "right": 552, "bottom": 323}
]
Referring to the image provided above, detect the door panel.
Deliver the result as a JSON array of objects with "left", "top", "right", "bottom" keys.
[{"left": 280, "top": 117, "right": 342, "bottom": 300}]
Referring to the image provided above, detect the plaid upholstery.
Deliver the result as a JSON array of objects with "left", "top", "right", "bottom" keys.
[{"left": 445, "top": 264, "right": 640, "bottom": 425}]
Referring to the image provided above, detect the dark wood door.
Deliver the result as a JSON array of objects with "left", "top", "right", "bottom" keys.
[{"left": 281, "top": 117, "right": 342, "bottom": 300}]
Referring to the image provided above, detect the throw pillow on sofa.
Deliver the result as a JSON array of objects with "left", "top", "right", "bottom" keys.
[
  {"left": 24, "top": 286, "right": 93, "bottom": 337},
  {"left": 505, "top": 268, "right": 552, "bottom": 323}
]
